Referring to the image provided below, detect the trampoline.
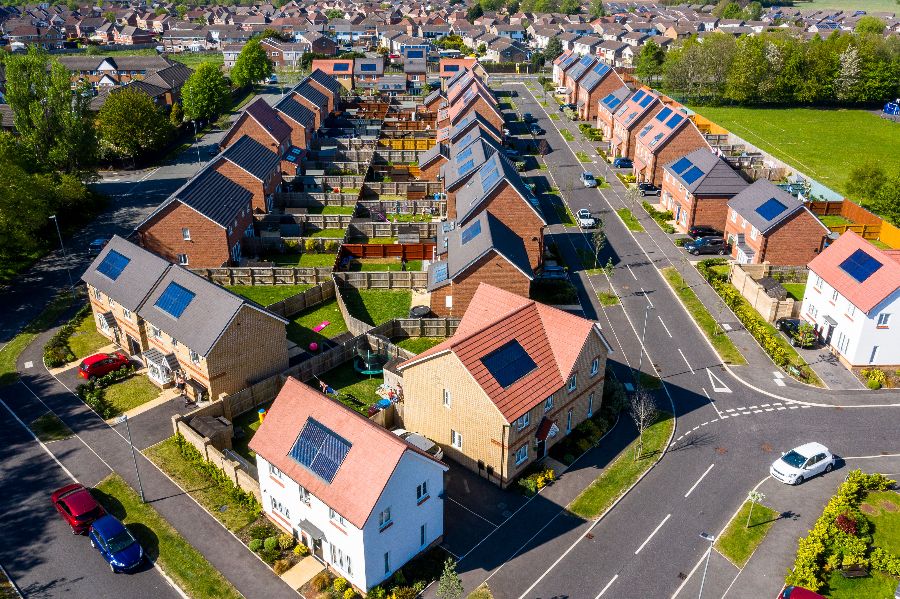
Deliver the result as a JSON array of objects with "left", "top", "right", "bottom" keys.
[{"left": 353, "top": 349, "right": 389, "bottom": 376}]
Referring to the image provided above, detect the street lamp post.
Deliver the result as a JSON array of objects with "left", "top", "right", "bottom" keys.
[
  {"left": 635, "top": 303, "right": 654, "bottom": 391},
  {"left": 698, "top": 532, "right": 716, "bottom": 599},
  {"left": 193, "top": 120, "right": 201, "bottom": 165},
  {"left": 117, "top": 415, "right": 145, "bottom": 503},
  {"left": 48, "top": 215, "right": 74, "bottom": 299}
]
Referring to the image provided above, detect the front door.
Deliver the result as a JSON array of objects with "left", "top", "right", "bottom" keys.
[
  {"left": 126, "top": 335, "right": 141, "bottom": 357},
  {"left": 312, "top": 538, "right": 323, "bottom": 559},
  {"left": 822, "top": 324, "right": 835, "bottom": 345},
  {"left": 536, "top": 439, "right": 546, "bottom": 459}
]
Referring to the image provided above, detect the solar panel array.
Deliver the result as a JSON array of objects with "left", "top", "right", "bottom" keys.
[
  {"left": 289, "top": 418, "right": 352, "bottom": 484},
  {"left": 481, "top": 340, "right": 537, "bottom": 388},
  {"left": 333, "top": 63, "right": 349, "bottom": 71},
  {"left": 360, "top": 63, "right": 377, "bottom": 72},
  {"left": 839, "top": 249, "right": 883, "bottom": 283},
  {"left": 755, "top": 198, "right": 789, "bottom": 221},
  {"left": 666, "top": 113, "right": 685, "bottom": 129},
  {"left": 154, "top": 282, "right": 196, "bottom": 319},
  {"left": 681, "top": 165, "right": 705, "bottom": 185},
  {"left": 97, "top": 250, "right": 130, "bottom": 281},
  {"left": 632, "top": 90, "right": 646, "bottom": 104},
  {"left": 655, "top": 106, "right": 673, "bottom": 122},
  {"left": 433, "top": 262, "right": 449, "bottom": 283},
  {"left": 481, "top": 163, "right": 501, "bottom": 190},
  {"left": 593, "top": 63, "right": 611, "bottom": 77},
  {"left": 671, "top": 157, "right": 693, "bottom": 174},
  {"left": 639, "top": 94, "right": 654, "bottom": 108},
  {"left": 602, "top": 93, "right": 623, "bottom": 110},
  {"left": 458, "top": 158, "right": 476, "bottom": 176},
  {"left": 461, "top": 220, "right": 482, "bottom": 244}
]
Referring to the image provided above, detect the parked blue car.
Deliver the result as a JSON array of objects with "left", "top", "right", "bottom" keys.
[
  {"left": 88, "top": 515, "right": 144, "bottom": 572},
  {"left": 612, "top": 157, "right": 633, "bottom": 169}
]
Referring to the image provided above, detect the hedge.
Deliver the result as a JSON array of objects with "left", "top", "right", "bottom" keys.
[
  {"left": 43, "top": 303, "right": 92, "bottom": 367},
  {"left": 173, "top": 433, "right": 261, "bottom": 517},
  {"left": 76, "top": 365, "right": 136, "bottom": 418},
  {"left": 641, "top": 201, "right": 676, "bottom": 234}
]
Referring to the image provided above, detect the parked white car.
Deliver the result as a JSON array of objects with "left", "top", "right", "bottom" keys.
[
  {"left": 577, "top": 208, "right": 597, "bottom": 229},
  {"left": 580, "top": 171, "right": 597, "bottom": 188},
  {"left": 770, "top": 442, "right": 835, "bottom": 485},
  {"left": 392, "top": 429, "right": 444, "bottom": 461},
  {"left": 555, "top": 87, "right": 568, "bottom": 95}
]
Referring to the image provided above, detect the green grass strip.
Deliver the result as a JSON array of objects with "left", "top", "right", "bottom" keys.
[
  {"left": 575, "top": 151, "right": 592, "bottom": 162},
  {"left": 661, "top": 267, "right": 747, "bottom": 365},
  {"left": 0, "top": 294, "right": 76, "bottom": 385},
  {"left": 715, "top": 500, "right": 778, "bottom": 567},
  {"left": 615, "top": 208, "right": 644, "bottom": 232},
  {"left": 93, "top": 474, "right": 242, "bottom": 599},
  {"left": 559, "top": 128, "right": 573, "bottom": 140},
  {"left": 569, "top": 412, "right": 674, "bottom": 519}
]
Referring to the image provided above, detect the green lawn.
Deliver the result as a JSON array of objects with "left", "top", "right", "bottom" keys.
[
  {"left": 286, "top": 298, "right": 349, "bottom": 347},
  {"left": 559, "top": 127, "right": 573, "bottom": 139},
  {"left": 818, "top": 215, "right": 854, "bottom": 228},
  {"left": 93, "top": 474, "right": 242, "bottom": 599},
  {"left": 318, "top": 362, "right": 385, "bottom": 414},
  {"left": 30, "top": 411, "right": 73, "bottom": 442},
  {"left": 145, "top": 437, "right": 260, "bottom": 533},
  {"left": 264, "top": 252, "right": 337, "bottom": 268},
  {"left": 305, "top": 206, "right": 355, "bottom": 215},
  {"left": 365, "top": 237, "right": 399, "bottom": 244},
  {"left": 67, "top": 311, "right": 109, "bottom": 360},
  {"left": 225, "top": 284, "right": 311, "bottom": 306},
  {"left": 616, "top": 208, "right": 645, "bottom": 232},
  {"left": 231, "top": 404, "right": 270, "bottom": 462},
  {"left": 0, "top": 294, "right": 76, "bottom": 385},
  {"left": 715, "top": 500, "right": 779, "bottom": 567},
  {"left": 801, "top": 0, "right": 896, "bottom": 10},
  {"left": 305, "top": 228, "right": 347, "bottom": 238},
  {"left": 170, "top": 52, "right": 224, "bottom": 69},
  {"left": 569, "top": 412, "right": 674, "bottom": 519},
  {"left": 550, "top": 197, "right": 578, "bottom": 227},
  {"left": 825, "top": 570, "right": 900, "bottom": 599},
  {"left": 863, "top": 491, "right": 900, "bottom": 556},
  {"left": 548, "top": 113, "right": 560, "bottom": 121},
  {"left": 395, "top": 337, "right": 445, "bottom": 354},
  {"left": 575, "top": 151, "right": 592, "bottom": 163},
  {"left": 104, "top": 376, "right": 160, "bottom": 416},
  {"left": 342, "top": 289, "right": 411, "bottom": 326},
  {"left": 386, "top": 214, "right": 432, "bottom": 223},
  {"left": 346, "top": 258, "right": 423, "bottom": 272},
  {"left": 598, "top": 291, "right": 620, "bottom": 306},
  {"left": 783, "top": 283, "right": 806, "bottom": 302},
  {"left": 662, "top": 267, "right": 747, "bottom": 365},
  {"left": 689, "top": 106, "right": 900, "bottom": 199}
]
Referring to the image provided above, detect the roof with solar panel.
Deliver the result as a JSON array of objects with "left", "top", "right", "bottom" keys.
[
  {"left": 808, "top": 232, "right": 900, "bottom": 314},
  {"left": 452, "top": 151, "right": 545, "bottom": 225},
  {"left": 614, "top": 88, "right": 660, "bottom": 129},
  {"left": 727, "top": 179, "right": 817, "bottom": 235},
  {"left": 663, "top": 148, "right": 748, "bottom": 196},
  {"left": 579, "top": 61, "right": 614, "bottom": 93},
  {"left": 82, "top": 235, "right": 170, "bottom": 312},
  {"left": 249, "top": 378, "right": 447, "bottom": 529},
  {"left": 565, "top": 54, "right": 597, "bottom": 83},
  {"left": 557, "top": 51, "right": 580, "bottom": 73},
  {"left": 634, "top": 105, "right": 704, "bottom": 154},
  {"left": 440, "top": 136, "right": 499, "bottom": 191},
  {"left": 448, "top": 112, "right": 503, "bottom": 145},
  {"left": 600, "top": 86, "right": 631, "bottom": 112}
]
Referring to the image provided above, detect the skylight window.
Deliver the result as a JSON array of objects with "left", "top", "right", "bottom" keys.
[
  {"left": 96, "top": 250, "right": 130, "bottom": 281},
  {"left": 154, "top": 282, "right": 195, "bottom": 319},
  {"left": 639, "top": 124, "right": 653, "bottom": 138},
  {"left": 433, "top": 262, "right": 449, "bottom": 283},
  {"left": 839, "top": 249, "right": 882, "bottom": 283}
]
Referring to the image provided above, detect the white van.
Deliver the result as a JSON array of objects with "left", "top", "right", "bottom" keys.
[{"left": 555, "top": 87, "right": 568, "bottom": 95}]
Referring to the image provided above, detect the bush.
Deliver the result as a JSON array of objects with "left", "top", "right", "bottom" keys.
[
  {"left": 467, "top": 584, "right": 494, "bottom": 599},
  {"left": 43, "top": 303, "right": 92, "bottom": 367},
  {"left": 293, "top": 543, "right": 310, "bottom": 557},
  {"left": 258, "top": 547, "right": 279, "bottom": 564},
  {"left": 304, "top": 239, "right": 319, "bottom": 254},
  {"left": 173, "top": 434, "right": 262, "bottom": 516},
  {"left": 75, "top": 365, "right": 137, "bottom": 418},
  {"left": 870, "top": 548, "right": 900, "bottom": 576},
  {"left": 367, "top": 587, "right": 387, "bottom": 599},
  {"left": 343, "top": 588, "right": 358, "bottom": 599},
  {"left": 333, "top": 578, "right": 348, "bottom": 593},
  {"left": 273, "top": 559, "right": 292, "bottom": 575},
  {"left": 249, "top": 523, "right": 276, "bottom": 540},
  {"left": 867, "top": 378, "right": 883, "bottom": 390},
  {"left": 277, "top": 533, "right": 295, "bottom": 551},
  {"left": 674, "top": 238, "right": 688, "bottom": 247},
  {"left": 324, "top": 240, "right": 340, "bottom": 252},
  {"left": 263, "top": 536, "right": 278, "bottom": 551},
  {"left": 861, "top": 368, "right": 886, "bottom": 389},
  {"left": 248, "top": 539, "right": 263, "bottom": 552},
  {"left": 391, "top": 587, "right": 418, "bottom": 599},
  {"left": 311, "top": 572, "right": 333, "bottom": 592},
  {"left": 517, "top": 467, "right": 555, "bottom": 496}
]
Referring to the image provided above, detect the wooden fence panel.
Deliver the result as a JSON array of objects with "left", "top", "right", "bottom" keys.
[
  {"left": 333, "top": 271, "right": 429, "bottom": 289},
  {"left": 191, "top": 267, "right": 334, "bottom": 286},
  {"left": 841, "top": 200, "right": 883, "bottom": 226},
  {"left": 265, "top": 281, "right": 335, "bottom": 317}
]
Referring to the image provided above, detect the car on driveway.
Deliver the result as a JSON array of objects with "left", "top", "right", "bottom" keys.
[
  {"left": 781, "top": 587, "right": 826, "bottom": 599},
  {"left": 539, "top": 265, "right": 568, "bottom": 280},
  {"left": 637, "top": 182, "right": 660, "bottom": 196},
  {"left": 688, "top": 225, "right": 722, "bottom": 239},
  {"left": 580, "top": 172, "right": 597, "bottom": 188},
  {"left": 684, "top": 236, "right": 730, "bottom": 256},
  {"left": 612, "top": 157, "right": 632, "bottom": 169},
  {"left": 577, "top": 209, "right": 597, "bottom": 228},
  {"left": 770, "top": 442, "right": 835, "bottom": 485},
  {"left": 79, "top": 351, "right": 130, "bottom": 380},
  {"left": 88, "top": 238, "right": 109, "bottom": 257},
  {"left": 529, "top": 124, "right": 544, "bottom": 136},
  {"left": 89, "top": 515, "right": 144, "bottom": 573},
  {"left": 51, "top": 483, "right": 105, "bottom": 534},
  {"left": 392, "top": 429, "right": 443, "bottom": 461},
  {"left": 776, "top": 318, "right": 816, "bottom": 348}
]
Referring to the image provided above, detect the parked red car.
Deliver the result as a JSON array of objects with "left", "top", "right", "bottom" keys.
[
  {"left": 51, "top": 483, "right": 106, "bottom": 534},
  {"left": 79, "top": 351, "right": 130, "bottom": 380},
  {"left": 781, "top": 586, "right": 827, "bottom": 599}
]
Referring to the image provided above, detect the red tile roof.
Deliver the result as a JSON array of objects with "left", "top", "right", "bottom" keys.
[
  {"left": 248, "top": 377, "right": 446, "bottom": 529},
  {"left": 399, "top": 284, "right": 602, "bottom": 422},
  {"left": 807, "top": 231, "right": 900, "bottom": 314}
]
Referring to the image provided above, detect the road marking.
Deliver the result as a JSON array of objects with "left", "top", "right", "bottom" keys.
[
  {"left": 702, "top": 387, "right": 723, "bottom": 418},
  {"left": 446, "top": 497, "right": 500, "bottom": 528},
  {"left": 753, "top": 409, "right": 763, "bottom": 413},
  {"left": 773, "top": 371, "right": 784, "bottom": 379},
  {"left": 626, "top": 264, "right": 637, "bottom": 280},
  {"left": 789, "top": 406, "right": 799, "bottom": 409},
  {"left": 640, "top": 287, "right": 654, "bottom": 308},
  {"left": 635, "top": 513, "right": 670, "bottom": 554},
  {"left": 761, "top": 404, "right": 770, "bottom": 407},
  {"left": 595, "top": 574, "right": 618, "bottom": 599},
  {"left": 765, "top": 408, "right": 774, "bottom": 412},
  {"left": 707, "top": 369, "right": 731, "bottom": 393},
  {"left": 774, "top": 378, "right": 786, "bottom": 387},
  {"left": 684, "top": 463, "right": 715, "bottom": 498},
  {"left": 658, "top": 314, "right": 672, "bottom": 338},
  {"left": 725, "top": 408, "right": 735, "bottom": 412},
  {"left": 678, "top": 349, "right": 694, "bottom": 374},
  {"left": 0, "top": 398, "right": 77, "bottom": 482},
  {"left": 721, "top": 323, "right": 732, "bottom": 331}
]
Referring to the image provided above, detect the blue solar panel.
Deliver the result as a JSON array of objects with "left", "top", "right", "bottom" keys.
[
  {"left": 681, "top": 165, "right": 705, "bottom": 185},
  {"left": 458, "top": 158, "right": 476, "bottom": 176},
  {"left": 655, "top": 107, "right": 673, "bottom": 122},
  {"left": 461, "top": 220, "right": 482, "bottom": 244},
  {"left": 593, "top": 63, "right": 610, "bottom": 76},
  {"left": 481, "top": 340, "right": 537, "bottom": 388},
  {"left": 456, "top": 146, "right": 473, "bottom": 162},
  {"left": 481, "top": 165, "right": 501, "bottom": 190},
  {"left": 671, "top": 157, "right": 693, "bottom": 174},
  {"left": 755, "top": 198, "right": 788, "bottom": 221},
  {"left": 839, "top": 249, "right": 883, "bottom": 283},
  {"left": 666, "top": 113, "right": 685, "bottom": 128},
  {"left": 639, "top": 94, "right": 654, "bottom": 108},
  {"left": 154, "top": 282, "right": 195, "bottom": 319},
  {"left": 360, "top": 63, "right": 377, "bottom": 72},
  {"left": 333, "top": 63, "right": 349, "bottom": 71},
  {"left": 96, "top": 250, "right": 130, "bottom": 281},
  {"left": 433, "top": 262, "right": 449, "bottom": 283},
  {"left": 632, "top": 90, "right": 646, "bottom": 103},
  {"left": 289, "top": 418, "right": 351, "bottom": 484}
]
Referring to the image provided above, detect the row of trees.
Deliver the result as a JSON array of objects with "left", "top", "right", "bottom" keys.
[{"left": 643, "top": 30, "right": 900, "bottom": 106}]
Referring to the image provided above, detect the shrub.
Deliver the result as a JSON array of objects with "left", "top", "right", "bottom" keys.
[
  {"left": 870, "top": 548, "right": 900, "bottom": 576},
  {"left": 333, "top": 578, "right": 348, "bottom": 593},
  {"left": 835, "top": 513, "right": 857, "bottom": 536},
  {"left": 273, "top": 559, "right": 292, "bottom": 575},
  {"left": 311, "top": 572, "right": 333, "bottom": 592},
  {"left": 75, "top": 365, "right": 137, "bottom": 419},
  {"left": 293, "top": 543, "right": 310, "bottom": 557},
  {"left": 391, "top": 587, "right": 418, "bottom": 599},
  {"left": 277, "top": 533, "right": 295, "bottom": 551},
  {"left": 862, "top": 368, "right": 886, "bottom": 389},
  {"left": 324, "top": 240, "right": 340, "bottom": 252},
  {"left": 304, "top": 239, "right": 319, "bottom": 253},
  {"left": 249, "top": 523, "right": 276, "bottom": 540},
  {"left": 343, "top": 588, "right": 358, "bottom": 599},
  {"left": 43, "top": 303, "right": 93, "bottom": 367},
  {"left": 248, "top": 539, "right": 263, "bottom": 552},
  {"left": 258, "top": 547, "right": 279, "bottom": 564},
  {"left": 173, "top": 434, "right": 262, "bottom": 515},
  {"left": 467, "top": 584, "right": 494, "bottom": 599},
  {"left": 263, "top": 536, "right": 278, "bottom": 551},
  {"left": 367, "top": 587, "right": 387, "bottom": 599},
  {"left": 674, "top": 238, "right": 688, "bottom": 247},
  {"left": 517, "top": 467, "right": 555, "bottom": 496},
  {"left": 867, "top": 378, "right": 882, "bottom": 390},
  {"left": 283, "top": 239, "right": 300, "bottom": 252}
]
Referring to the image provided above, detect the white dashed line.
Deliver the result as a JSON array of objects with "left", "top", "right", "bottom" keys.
[
  {"left": 684, "top": 464, "right": 715, "bottom": 498},
  {"left": 595, "top": 575, "right": 619, "bottom": 599},
  {"left": 635, "top": 514, "right": 671, "bottom": 555},
  {"left": 626, "top": 264, "right": 637, "bottom": 280},
  {"left": 658, "top": 314, "right": 673, "bottom": 338},
  {"left": 678, "top": 349, "right": 695, "bottom": 374}
]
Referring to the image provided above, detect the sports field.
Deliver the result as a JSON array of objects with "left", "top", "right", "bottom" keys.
[
  {"left": 690, "top": 106, "right": 900, "bottom": 197},
  {"left": 794, "top": 0, "right": 897, "bottom": 11}
]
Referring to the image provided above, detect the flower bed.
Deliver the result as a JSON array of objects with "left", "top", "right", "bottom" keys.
[{"left": 641, "top": 201, "right": 676, "bottom": 234}]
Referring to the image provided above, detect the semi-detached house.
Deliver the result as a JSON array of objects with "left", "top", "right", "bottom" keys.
[
  {"left": 250, "top": 377, "right": 447, "bottom": 592},
  {"left": 631, "top": 105, "right": 709, "bottom": 187},
  {"left": 561, "top": 54, "right": 598, "bottom": 106},
  {"left": 611, "top": 88, "right": 663, "bottom": 161},
  {"left": 576, "top": 61, "right": 623, "bottom": 123}
]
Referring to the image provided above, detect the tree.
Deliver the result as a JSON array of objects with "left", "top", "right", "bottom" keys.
[
  {"left": 592, "top": 221, "right": 607, "bottom": 268},
  {"left": 420, "top": 82, "right": 434, "bottom": 97},
  {"left": 176, "top": 4, "right": 188, "bottom": 19},
  {"left": 181, "top": 62, "right": 231, "bottom": 122},
  {"left": 466, "top": 3, "right": 483, "bottom": 21},
  {"left": 230, "top": 38, "right": 273, "bottom": 89},
  {"left": 154, "top": 5, "right": 167, "bottom": 15},
  {"left": 324, "top": 8, "right": 344, "bottom": 19},
  {"left": 103, "top": 11, "right": 116, "bottom": 22},
  {"left": 746, "top": 490, "right": 765, "bottom": 528},
  {"left": 846, "top": 162, "right": 889, "bottom": 205},
  {"left": 855, "top": 16, "right": 886, "bottom": 35},
  {"left": 870, "top": 170, "right": 900, "bottom": 226},
  {"left": 589, "top": 0, "right": 605, "bottom": 18},
  {"left": 544, "top": 36, "right": 563, "bottom": 62},
  {"left": 477, "top": 42, "right": 487, "bottom": 56},
  {"left": 794, "top": 323, "right": 817, "bottom": 349},
  {"left": 169, "top": 101, "right": 184, "bottom": 127},
  {"left": 436, "top": 559, "right": 463, "bottom": 599},
  {"left": 634, "top": 40, "right": 665, "bottom": 83},
  {"left": 97, "top": 87, "right": 174, "bottom": 161},
  {"left": 560, "top": 0, "right": 580, "bottom": 14},
  {"left": 629, "top": 391, "right": 657, "bottom": 461}
]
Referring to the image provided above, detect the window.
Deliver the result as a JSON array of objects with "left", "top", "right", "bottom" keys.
[
  {"left": 847, "top": 305, "right": 856, "bottom": 318},
  {"left": 269, "top": 463, "right": 283, "bottom": 478},
  {"left": 587, "top": 392, "right": 594, "bottom": 418},
  {"left": 177, "top": 253, "right": 189, "bottom": 266},
  {"left": 515, "top": 444, "right": 528, "bottom": 465},
  {"left": 189, "top": 350, "right": 200, "bottom": 365},
  {"left": 182, "top": 228, "right": 191, "bottom": 241},
  {"left": 270, "top": 496, "right": 289, "bottom": 519},
  {"left": 330, "top": 545, "right": 351, "bottom": 575},
  {"left": 329, "top": 508, "right": 346, "bottom": 527},
  {"left": 171, "top": 337, "right": 178, "bottom": 348},
  {"left": 567, "top": 374, "right": 577, "bottom": 392},
  {"left": 122, "top": 308, "right": 131, "bottom": 321},
  {"left": 590, "top": 358, "right": 599, "bottom": 376},
  {"left": 836, "top": 332, "right": 850, "bottom": 354},
  {"left": 384, "top": 552, "right": 391, "bottom": 575},
  {"left": 831, "top": 290, "right": 839, "bottom": 302},
  {"left": 730, "top": 210, "right": 737, "bottom": 223},
  {"left": 416, "top": 481, "right": 429, "bottom": 503},
  {"left": 566, "top": 409, "right": 573, "bottom": 433},
  {"left": 92, "top": 287, "right": 103, "bottom": 301},
  {"left": 379, "top": 507, "right": 392, "bottom": 530},
  {"left": 544, "top": 395, "right": 553, "bottom": 412},
  {"left": 869, "top": 346, "right": 879, "bottom": 364},
  {"left": 421, "top": 524, "right": 427, "bottom": 546},
  {"left": 808, "top": 304, "right": 818, "bottom": 318},
  {"left": 298, "top": 485, "right": 310, "bottom": 504},
  {"left": 749, "top": 227, "right": 758, "bottom": 240},
  {"left": 516, "top": 412, "right": 530, "bottom": 430},
  {"left": 877, "top": 313, "right": 891, "bottom": 328},
  {"left": 450, "top": 429, "right": 462, "bottom": 449},
  {"left": 443, "top": 389, "right": 451, "bottom": 408},
  {"left": 814, "top": 276, "right": 823, "bottom": 290},
  {"left": 150, "top": 326, "right": 161, "bottom": 339}
]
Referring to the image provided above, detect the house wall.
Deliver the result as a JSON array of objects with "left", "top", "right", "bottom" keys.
[
  {"left": 597, "top": 104, "right": 617, "bottom": 140},
  {"left": 138, "top": 201, "right": 249, "bottom": 268},
  {"left": 578, "top": 73, "right": 622, "bottom": 123},
  {"left": 429, "top": 253, "right": 532, "bottom": 318},
  {"left": 277, "top": 111, "right": 311, "bottom": 150},
  {"left": 143, "top": 319, "right": 213, "bottom": 396},
  {"left": 221, "top": 113, "right": 284, "bottom": 154},
  {"left": 636, "top": 126, "right": 709, "bottom": 187},
  {"left": 205, "top": 304, "right": 288, "bottom": 400},
  {"left": 212, "top": 159, "right": 276, "bottom": 214},
  {"left": 756, "top": 210, "right": 827, "bottom": 266},
  {"left": 418, "top": 157, "right": 445, "bottom": 181},
  {"left": 87, "top": 285, "right": 147, "bottom": 352}
]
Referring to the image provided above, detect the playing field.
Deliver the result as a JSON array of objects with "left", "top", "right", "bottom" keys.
[
  {"left": 794, "top": 0, "right": 897, "bottom": 11},
  {"left": 690, "top": 106, "right": 900, "bottom": 197}
]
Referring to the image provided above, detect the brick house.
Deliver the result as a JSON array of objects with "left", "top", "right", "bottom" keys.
[
  {"left": 58, "top": 55, "right": 175, "bottom": 90},
  {"left": 113, "top": 25, "right": 155, "bottom": 45},
  {"left": 438, "top": 58, "right": 485, "bottom": 90},
  {"left": 561, "top": 54, "right": 598, "bottom": 106},
  {"left": 660, "top": 148, "right": 748, "bottom": 234},
  {"left": 422, "top": 88, "right": 445, "bottom": 112},
  {"left": 307, "top": 69, "right": 343, "bottom": 115},
  {"left": 221, "top": 97, "right": 292, "bottom": 155},
  {"left": 352, "top": 57, "right": 384, "bottom": 90},
  {"left": 260, "top": 37, "right": 307, "bottom": 68},
  {"left": 417, "top": 142, "right": 449, "bottom": 181},
  {"left": 212, "top": 135, "right": 282, "bottom": 214},
  {"left": 552, "top": 50, "right": 578, "bottom": 85},
  {"left": 724, "top": 180, "right": 829, "bottom": 265},
  {"left": 442, "top": 85, "right": 504, "bottom": 136},
  {"left": 441, "top": 134, "right": 500, "bottom": 219},
  {"left": 136, "top": 166, "right": 255, "bottom": 268},
  {"left": 291, "top": 78, "right": 331, "bottom": 129},
  {"left": 82, "top": 236, "right": 289, "bottom": 401},
  {"left": 310, "top": 59, "right": 354, "bottom": 90},
  {"left": 398, "top": 283, "right": 610, "bottom": 487},
  {"left": 274, "top": 93, "right": 315, "bottom": 151},
  {"left": 427, "top": 212, "right": 534, "bottom": 317},
  {"left": 611, "top": 88, "right": 663, "bottom": 160},
  {"left": 595, "top": 86, "right": 630, "bottom": 143},
  {"left": 575, "top": 61, "right": 624, "bottom": 122},
  {"left": 631, "top": 107, "right": 710, "bottom": 187}
]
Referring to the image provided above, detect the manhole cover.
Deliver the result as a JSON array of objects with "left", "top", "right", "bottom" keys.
[
  {"left": 502, "top": 510, "right": 512, "bottom": 519},
  {"left": 219, "top": 505, "right": 228, "bottom": 512}
]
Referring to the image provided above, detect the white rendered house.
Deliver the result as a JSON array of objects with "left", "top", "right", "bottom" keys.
[
  {"left": 250, "top": 378, "right": 447, "bottom": 591},
  {"left": 800, "top": 232, "right": 900, "bottom": 368}
]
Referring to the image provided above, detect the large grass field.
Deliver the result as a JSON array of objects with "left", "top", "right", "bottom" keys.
[
  {"left": 797, "top": 0, "right": 897, "bottom": 10},
  {"left": 690, "top": 106, "right": 900, "bottom": 198}
]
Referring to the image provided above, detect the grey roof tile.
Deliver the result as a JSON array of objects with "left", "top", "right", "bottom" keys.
[
  {"left": 81, "top": 235, "right": 170, "bottom": 312},
  {"left": 727, "top": 179, "right": 805, "bottom": 234},
  {"left": 174, "top": 169, "right": 253, "bottom": 227},
  {"left": 663, "top": 148, "right": 748, "bottom": 196},
  {"left": 275, "top": 94, "right": 314, "bottom": 130},
  {"left": 222, "top": 134, "right": 279, "bottom": 180}
]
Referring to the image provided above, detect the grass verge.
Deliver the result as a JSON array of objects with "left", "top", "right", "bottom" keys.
[
  {"left": 569, "top": 412, "right": 674, "bottom": 519},
  {"left": 67, "top": 311, "right": 110, "bottom": 360},
  {"left": 0, "top": 293, "right": 77, "bottom": 385},
  {"left": 93, "top": 474, "right": 242, "bottom": 599},
  {"left": 559, "top": 128, "right": 573, "bottom": 140},
  {"left": 598, "top": 291, "right": 620, "bottom": 306},
  {"left": 662, "top": 267, "right": 747, "bottom": 365},
  {"left": 715, "top": 500, "right": 779, "bottom": 567},
  {"left": 575, "top": 151, "right": 592, "bottom": 162},
  {"left": 0, "top": 565, "right": 16, "bottom": 599},
  {"left": 616, "top": 208, "right": 644, "bottom": 232},
  {"left": 225, "top": 284, "right": 311, "bottom": 306},
  {"left": 30, "top": 411, "right": 74, "bottom": 442}
]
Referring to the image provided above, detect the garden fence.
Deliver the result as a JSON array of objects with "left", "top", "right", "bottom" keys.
[
  {"left": 333, "top": 271, "right": 429, "bottom": 289},
  {"left": 265, "top": 281, "right": 336, "bottom": 318},
  {"left": 190, "top": 266, "right": 334, "bottom": 286}
]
